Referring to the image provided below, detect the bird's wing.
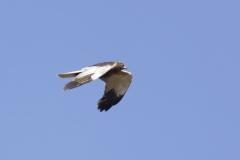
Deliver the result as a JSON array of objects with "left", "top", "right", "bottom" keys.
[
  {"left": 58, "top": 70, "right": 83, "bottom": 78},
  {"left": 98, "top": 70, "right": 132, "bottom": 111},
  {"left": 60, "top": 62, "right": 117, "bottom": 91}
]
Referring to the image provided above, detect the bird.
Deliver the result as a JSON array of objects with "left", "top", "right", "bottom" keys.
[{"left": 58, "top": 62, "right": 132, "bottom": 112}]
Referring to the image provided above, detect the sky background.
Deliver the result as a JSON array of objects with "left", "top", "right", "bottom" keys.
[{"left": 0, "top": 0, "right": 240, "bottom": 160}]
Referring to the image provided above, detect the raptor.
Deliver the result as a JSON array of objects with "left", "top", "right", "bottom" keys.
[{"left": 58, "top": 62, "right": 132, "bottom": 112}]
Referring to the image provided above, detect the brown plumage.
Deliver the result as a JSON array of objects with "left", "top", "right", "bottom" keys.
[{"left": 58, "top": 62, "right": 132, "bottom": 112}]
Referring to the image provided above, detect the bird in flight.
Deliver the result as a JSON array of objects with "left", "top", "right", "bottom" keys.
[{"left": 58, "top": 62, "right": 132, "bottom": 112}]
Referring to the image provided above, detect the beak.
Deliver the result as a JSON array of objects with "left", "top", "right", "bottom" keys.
[{"left": 123, "top": 65, "right": 127, "bottom": 69}]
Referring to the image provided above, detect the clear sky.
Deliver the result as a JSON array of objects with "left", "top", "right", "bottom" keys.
[{"left": 1, "top": 0, "right": 239, "bottom": 160}]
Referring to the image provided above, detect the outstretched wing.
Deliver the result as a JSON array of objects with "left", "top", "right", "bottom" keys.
[
  {"left": 58, "top": 62, "right": 117, "bottom": 91},
  {"left": 58, "top": 70, "right": 83, "bottom": 78},
  {"left": 98, "top": 70, "right": 132, "bottom": 112}
]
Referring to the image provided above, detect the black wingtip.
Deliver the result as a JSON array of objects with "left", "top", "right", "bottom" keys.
[
  {"left": 97, "top": 89, "right": 124, "bottom": 112},
  {"left": 98, "top": 105, "right": 112, "bottom": 112}
]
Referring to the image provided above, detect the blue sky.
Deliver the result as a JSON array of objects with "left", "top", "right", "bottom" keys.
[{"left": 1, "top": 0, "right": 239, "bottom": 159}]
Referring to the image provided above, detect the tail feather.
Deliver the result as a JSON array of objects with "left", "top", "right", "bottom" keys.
[
  {"left": 63, "top": 74, "right": 94, "bottom": 91},
  {"left": 63, "top": 81, "right": 80, "bottom": 91}
]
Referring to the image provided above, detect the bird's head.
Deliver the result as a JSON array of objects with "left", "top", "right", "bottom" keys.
[{"left": 117, "top": 62, "right": 127, "bottom": 70}]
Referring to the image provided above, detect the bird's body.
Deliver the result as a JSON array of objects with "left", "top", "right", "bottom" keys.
[{"left": 58, "top": 62, "right": 132, "bottom": 112}]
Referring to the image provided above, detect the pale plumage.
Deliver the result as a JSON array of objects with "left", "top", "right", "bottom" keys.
[{"left": 58, "top": 62, "right": 132, "bottom": 112}]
